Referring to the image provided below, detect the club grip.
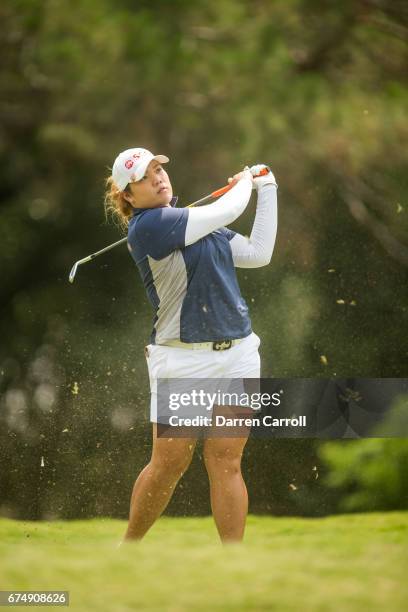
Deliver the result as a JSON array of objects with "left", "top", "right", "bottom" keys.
[
  {"left": 210, "top": 184, "right": 233, "bottom": 198},
  {"left": 208, "top": 166, "right": 271, "bottom": 199}
]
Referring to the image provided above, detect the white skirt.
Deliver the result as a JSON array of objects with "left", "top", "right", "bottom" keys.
[{"left": 144, "top": 332, "right": 261, "bottom": 423}]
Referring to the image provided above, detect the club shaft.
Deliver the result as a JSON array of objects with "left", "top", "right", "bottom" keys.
[
  {"left": 87, "top": 237, "right": 128, "bottom": 261},
  {"left": 187, "top": 182, "right": 234, "bottom": 207}
]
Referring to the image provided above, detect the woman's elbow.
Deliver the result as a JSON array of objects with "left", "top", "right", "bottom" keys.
[
  {"left": 256, "top": 249, "right": 274, "bottom": 267},
  {"left": 243, "top": 254, "right": 272, "bottom": 268}
]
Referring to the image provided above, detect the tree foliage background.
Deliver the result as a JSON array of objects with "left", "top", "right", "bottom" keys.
[{"left": 1, "top": 0, "right": 407, "bottom": 520}]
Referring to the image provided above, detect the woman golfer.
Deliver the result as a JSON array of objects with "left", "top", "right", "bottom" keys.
[{"left": 105, "top": 148, "right": 278, "bottom": 543}]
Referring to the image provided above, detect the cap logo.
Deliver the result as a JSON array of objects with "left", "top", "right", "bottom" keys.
[
  {"left": 133, "top": 152, "right": 142, "bottom": 159},
  {"left": 125, "top": 159, "right": 134, "bottom": 169}
]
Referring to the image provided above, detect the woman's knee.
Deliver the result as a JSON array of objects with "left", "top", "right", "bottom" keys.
[
  {"left": 203, "top": 444, "right": 243, "bottom": 476},
  {"left": 149, "top": 444, "right": 195, "bottom": 480}
]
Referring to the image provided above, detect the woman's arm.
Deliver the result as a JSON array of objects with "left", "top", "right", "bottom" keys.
[
  {"left": 184, "top": 171, "right": 253, "bottom": 246},
  {"left": 229, "top": 170, "right": 278, "bottom": 268}
]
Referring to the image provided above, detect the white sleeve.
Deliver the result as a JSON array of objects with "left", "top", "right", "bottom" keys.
[
  {"left": 184, "top": 177, "right": 252, "bottom": 246},
  {"left": 229, "top": 183, "right": 277, "bottom": 268}
]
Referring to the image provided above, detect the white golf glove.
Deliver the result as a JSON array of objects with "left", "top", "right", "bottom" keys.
[{"left": 250, "top": 164, "right": 278, "bottom": 191}]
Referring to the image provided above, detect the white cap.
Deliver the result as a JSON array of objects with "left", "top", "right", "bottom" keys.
[{"left": 111, "top": 147, "right": 169, "bottom": 190}]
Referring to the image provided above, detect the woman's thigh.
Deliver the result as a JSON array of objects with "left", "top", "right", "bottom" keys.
[
  {"left": 151, "top": 423, "right": 198, "bottom": 468},
  {"left": 203, "top": 404, "right": 252, "bottom": 464}
]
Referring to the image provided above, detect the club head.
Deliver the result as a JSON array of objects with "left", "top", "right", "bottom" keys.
[{"left": 69, "top": 262, "right": 79, "bottom": 283}]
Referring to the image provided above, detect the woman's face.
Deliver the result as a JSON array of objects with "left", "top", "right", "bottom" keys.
[{"left": 126, "top": 160, "right": 173, "bottom": 209}]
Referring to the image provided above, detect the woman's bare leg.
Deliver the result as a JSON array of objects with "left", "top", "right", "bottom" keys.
[
  {"left": 124, "top": 424, "right": 197, "bottom": 541},
  {"left": 203, "top": 417, "right": 250, "bottom": 543}
]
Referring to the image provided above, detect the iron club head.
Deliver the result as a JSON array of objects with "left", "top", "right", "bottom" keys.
[{"left": 69, "top": 261, "right": 79, "bottom": 283}]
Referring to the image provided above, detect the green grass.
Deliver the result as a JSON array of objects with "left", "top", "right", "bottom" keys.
[{"left": 0, "top": 512, "right": 407, "bottom": 611}]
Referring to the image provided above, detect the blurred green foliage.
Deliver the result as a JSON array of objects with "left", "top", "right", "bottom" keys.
[
  {"left": 0, "top": 0, "right": 407, "bottom": 519},
  {"left": 319, "top": 436, "right": 408, "bottom": 511}
]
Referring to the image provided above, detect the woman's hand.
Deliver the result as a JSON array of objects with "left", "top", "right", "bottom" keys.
[
  {"left": 249, "top": 164, "right": 278, "bottom": 191},
  {"left": 227, "top": 167, "right": 252, "bottom": 187}
]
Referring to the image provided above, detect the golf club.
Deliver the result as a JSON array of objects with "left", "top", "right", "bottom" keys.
[
  {"left": 69, "top": 237, "right": 127, "bottom": 283},
  {"left": 68, "top": 167, "right": 270, "bottom": 283}
]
